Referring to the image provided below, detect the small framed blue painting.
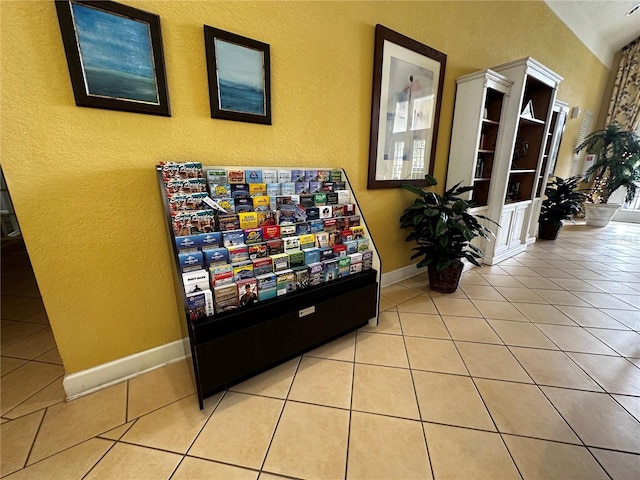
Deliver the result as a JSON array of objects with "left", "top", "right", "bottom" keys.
[
  {"left": 204, "top": 25, "right": 272, "bottom": 125},
  {"left": 55, "top": 0, "right": 170, "bottom": 116}
]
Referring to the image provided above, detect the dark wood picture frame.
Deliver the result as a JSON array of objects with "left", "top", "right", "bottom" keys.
[
  {"left": 54, "top": 0, "right": 171, "bottom": 117},
  {"left": 204, "top": 25, "right": 272, "bottom": 125},
  {"left": 367, "top": 24, "right": 446, "bottom": 189}
]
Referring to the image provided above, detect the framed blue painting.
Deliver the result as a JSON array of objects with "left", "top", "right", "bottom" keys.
[
  {"left": 204, "top": 25, "right": 272, "bottom": 125},
  {"left": 55, "top": 0, "right": 171, "bottom": 116}
]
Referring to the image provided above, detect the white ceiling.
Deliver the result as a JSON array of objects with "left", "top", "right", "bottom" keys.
[{"left": 544, "top": 0, "right": 640, "bottom": 68}]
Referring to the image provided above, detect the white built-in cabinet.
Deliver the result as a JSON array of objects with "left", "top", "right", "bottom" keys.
[
  {"left": 546, "top": 100, "right": 570, "bottom": 179},
  {"left": 447, "top": 57, "right": 562, "bottom": 265},
  {"left": 525, "top": 99, "right": 569, "bottom": 243},
  {"left": 446, "top": 69, "right": 513, "bottom": 257}
]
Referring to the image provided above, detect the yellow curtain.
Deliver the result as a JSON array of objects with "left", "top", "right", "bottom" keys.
[{"left": 607, "top": 37, "right": 640, "bottom": 130}]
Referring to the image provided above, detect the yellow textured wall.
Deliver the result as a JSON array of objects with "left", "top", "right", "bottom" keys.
[{"left": 1, "top": 0, "right": 609, "bottom": 373}]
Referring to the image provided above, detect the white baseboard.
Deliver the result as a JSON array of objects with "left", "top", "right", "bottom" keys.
[
  {"left": 612, "top": 211, "right": 640, "bottom": 224},
  {"left": 63, "top": 338, "right": 189, "bottom": 401},
  {"left": 486, "top": 244, "right": 528, "bottom": 265},
  {"left": 380, "top": 263, "right": 425, "bottom": 287}
]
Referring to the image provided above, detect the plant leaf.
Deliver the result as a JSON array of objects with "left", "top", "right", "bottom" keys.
[
  {"left": 435, "top": 213, "right": 447, "bottom": 236},
  {"left": 424, "top": 174, "right": 438, "bottom": 187}
]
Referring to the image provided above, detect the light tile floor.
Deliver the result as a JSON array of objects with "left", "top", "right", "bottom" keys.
[{"left": 2, "top": 224, "right": 640, "bottom": 479}]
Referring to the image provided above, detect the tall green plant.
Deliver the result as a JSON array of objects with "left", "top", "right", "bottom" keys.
[
  {"left": 575, "top": 123, "right": 640, "bottom": 204},
  {"left": 539, "top": 176, "right": 587, "bottom": 228},
  {"left": 400, "top": 175, "right": 497, "bottom": 271}
]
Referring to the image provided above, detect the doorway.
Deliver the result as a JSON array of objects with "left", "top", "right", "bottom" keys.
[{"left": 1, "top": 168, "right": 65, "bottom": 419}]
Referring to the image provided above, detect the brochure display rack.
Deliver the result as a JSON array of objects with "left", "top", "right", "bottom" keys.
[{"left": 157, "top": 164, "right": 381, "bottom": 408}]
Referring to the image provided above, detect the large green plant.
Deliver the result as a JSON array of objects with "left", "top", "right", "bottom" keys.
[
  {"left": 575, "top": 123, "right": 640, "bottom": 204},
  {"left": 400, "top": 175, "right": 497, "bottom": 271},
  {"left": 539, "top": 176, "right": 587, "bottom": 228}
]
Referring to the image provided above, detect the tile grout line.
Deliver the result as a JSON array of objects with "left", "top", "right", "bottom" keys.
[
  {"left": 180, "top": 389, "right": 227, "bottom": 461},
  {"left": 167, "top": 455, "right": 187, "bottom": 480},
  {"left": 579, "top": 324, "right": 637, "bottom": 356},
  {"left": 534, "top": 382, "right": 619, "bottom": 479},
  {"left": 499, "top": 343, "right": 594, "bottom": 446},
  {"left": 180, "top": 453, "right": 262, "bottom": 476},
  {"left": 125, "top": 377, "right": 131, "bottom": 423},
  {"left": 611, "top": 394, "right": 640, "bottom": 424},
  {"left": 79, "top": 440, "right": 119, "bottom": 480},
  {"left": 440, "top": 317, "right": 503, "bottom": 437},
  {"left": 2, "top": 372, "right": 66, "bottom": 420},
  {"left": 0, "top": 323, "right": 50, "bottom": 349},
  {"left": 528, "top": 235, "right": 638, "bottom": 479},
  {"left": 19, "top": 406, "right": 47, "bottom": 473},
  {"left": 502, "top": 244, "right": 639, "bottom": 465},
  {"left": 342, "top": 325, "right": 357, "bottom": 480},
  {"left": 2, "top": 314, "right": 49, "bottom": 327},
  {"left": 440, "top": 288, "right": 527, "bottom": 480},
  {"left": 395, "top": 306, "right": 436, "bottom": 480},
  {"left": 32, "top": 345, "right": 64, "bottom": 365},
  {"left": 1, "top": 350, "right": 63, "bottom": 368},
  {"left": 5, "top": 389, "right": 131, "bottom": 474},
  {"left": 493, "top": 300, "right": 610, "bottom": 451},
  {"left": 558, "top": 350, "right": 640, "bottom": 425},
  {"left": 256, "top": 355, "right": 302, "bottom": 475}
]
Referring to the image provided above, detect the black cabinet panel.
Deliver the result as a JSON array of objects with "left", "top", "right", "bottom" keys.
[
  {"left": 191, "top": 270, "right": 377, "bottom": 342},
  {"left": 194, "top": 280, "right": 377, "bottom": 400}
]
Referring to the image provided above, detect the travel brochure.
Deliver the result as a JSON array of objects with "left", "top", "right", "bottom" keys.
[{"left": 160, "top": 162, "right": 373, "bottom": 321}]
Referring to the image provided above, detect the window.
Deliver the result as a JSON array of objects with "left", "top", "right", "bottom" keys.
[
  {"left": 411, "top": 139, "right": 426, "bottom": 179},
  {"left": 620, "top": 121, "right": 640, "bottom": 211},
  {"left": 392, "top": 141, "right": 405, "bottom": 179}
]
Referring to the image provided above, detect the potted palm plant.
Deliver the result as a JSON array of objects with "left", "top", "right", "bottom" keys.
[
  {"left": 538, "top": 176, "right": 587, "bottom": 240},
  {"left": 575, "top": 123, "right": 640, "bottom": 227},
  {"left": 400, "top": 175, "right": 497, "bottom": 293}
]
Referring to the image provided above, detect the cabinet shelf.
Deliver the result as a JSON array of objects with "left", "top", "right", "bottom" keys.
[
  {"left": 504, "top": 199, "right": 532, "bottom": 206},
  {"left": 509, "top": 169, "right": 536, "bottom": 174},
  {"left": 447, "top": 69, "right": 511, "bottom": 212},
  {"left": 519, "top": 116, "right": 546, "bottom": 125}
]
